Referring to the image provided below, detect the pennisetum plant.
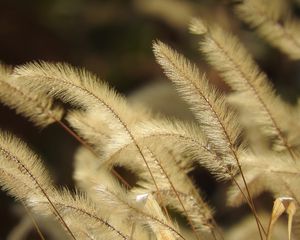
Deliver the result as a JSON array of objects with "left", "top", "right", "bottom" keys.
[{"left": 0, "top": 0, "right": 300, "bottom": 239}]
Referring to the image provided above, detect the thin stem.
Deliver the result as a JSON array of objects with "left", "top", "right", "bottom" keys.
[
  {"left": 54, "top": 117, "right": 131, "bottom": 189},
  {"left": 231, "top": 176, "right": 265, "bottom": 236},
  {"left": 231, "top": 150, "right": 264, "bottom": 239},
  {"left": 138, "top": 148, "right": 172, "bottom": 222},
  {"left": 147, "top": 148, "right": 201, "bottom": 240},
  {"left": 21, "top": 200, "right": 46, "bottom": 240}
]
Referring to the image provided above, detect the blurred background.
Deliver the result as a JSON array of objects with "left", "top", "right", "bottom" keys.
[{"left": 1, "top": 0, "right": 300, "bottom": 239}]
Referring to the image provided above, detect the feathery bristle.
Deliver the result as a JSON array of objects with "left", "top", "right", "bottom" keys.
[
  {"left": 236, "top": 0, "right": 300, "bottom": 60},
  {"left": 0, "top": 64, "right": 64, "bottom": 128},
  {"left": 0, "top": 132, "right": 131, "bottom": 240},
  {"left": 196, "top": 20, "right": 297, "bottom": 159},
  {"left": 153, "top": 41, "right": 241, "bottom": 176}
]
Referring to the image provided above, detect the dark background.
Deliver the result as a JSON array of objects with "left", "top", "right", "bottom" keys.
[{"left": 0, "top": 0, "right": 300, "bottom": 239}]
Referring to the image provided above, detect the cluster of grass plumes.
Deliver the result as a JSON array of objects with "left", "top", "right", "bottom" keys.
[{"left": 1, "top": 0, "right": 300, "bottom": 239}]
